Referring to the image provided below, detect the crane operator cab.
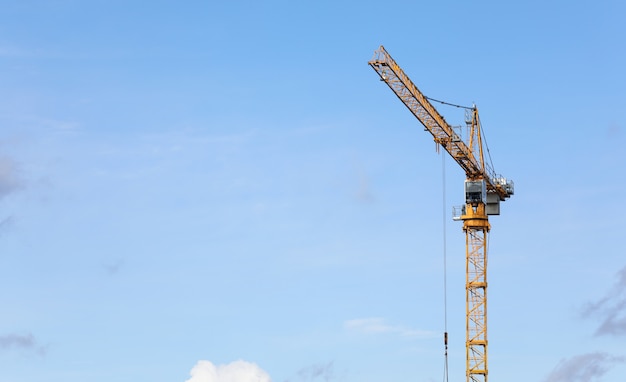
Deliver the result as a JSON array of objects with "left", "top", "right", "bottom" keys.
[
  {"left": 462, "top": 179, "right": 503, "bottom": 216},
  {"left": 465, "top": 180, "right": 487, "bottom": 205}
]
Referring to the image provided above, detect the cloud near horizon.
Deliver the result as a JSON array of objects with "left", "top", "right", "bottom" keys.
[
  {"left": 344, "top": 317, "right": 435, "bottom": 338},
  {"left": 294, "top": 361, "right": 334, "bottom": 382},
  {"left": 0, "top": 156, "right": 21, "bottom": 200},
  {"left": 186, "top": 360, "right": 271, "bottom": 382},
  {"left": 582, "top": 266, "right": 626, "bottom": 336},
  {"left": 543, "top": 352, "right": 625, "bottom": 382},
  {"left": 0, "top": 333, "right": 46, "bottom": 355}
]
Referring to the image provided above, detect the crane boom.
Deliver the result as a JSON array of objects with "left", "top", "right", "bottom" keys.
[
  {"left": 368, "top": 45, "right": 513, "bottom": 201},
  {"left": 369, "top": 45, "right": 514, "bottom": 382}
]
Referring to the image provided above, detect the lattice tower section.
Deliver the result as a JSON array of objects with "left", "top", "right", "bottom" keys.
[{"left": 465, "top": 224, "right": 489, "bottom": 382}]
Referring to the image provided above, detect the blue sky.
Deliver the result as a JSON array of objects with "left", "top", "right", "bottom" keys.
[{"left": 1, "top": 1, "right": 625, "bottom": 381}]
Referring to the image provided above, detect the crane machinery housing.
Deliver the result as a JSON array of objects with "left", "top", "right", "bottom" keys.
[{"left": 368, "top": 45, "right": 514, "bottom": 382}]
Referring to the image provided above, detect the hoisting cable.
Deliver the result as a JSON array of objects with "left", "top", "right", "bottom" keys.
[{"left": 441, "top": 152, "right": 450, "bottom": 382}]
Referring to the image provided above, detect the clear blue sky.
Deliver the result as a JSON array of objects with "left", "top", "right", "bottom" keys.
[{"left": 1, "top": 1, "right": 625, "bottom": 381}]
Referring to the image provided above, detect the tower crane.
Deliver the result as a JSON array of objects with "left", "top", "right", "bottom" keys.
[{"left": 368, "top": 45, "right": 514, "bottom": 382}]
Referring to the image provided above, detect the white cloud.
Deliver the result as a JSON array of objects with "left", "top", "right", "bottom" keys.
[
  {"left": 186, "top": 360, "right": 271, "bottom": 382},
  {"left": 344, "top": 317, "right": 435, "bottom": 338}
]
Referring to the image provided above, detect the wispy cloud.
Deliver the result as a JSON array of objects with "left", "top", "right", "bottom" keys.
[
  {"left": 543, "top": 352, "right": 625, "bottom": 382},
  {"left": 185, "top": 360, "right": 271, "bottom": 382},
  {"left": 354, "top": 167, "right": 375, "bottom": 203},
  {"left": 290, "top": 361, "right": 334, "bottom": 382},
  {"left": 0, "top": 156, "right": 22, "bottom": 200},
  {"left": 0, "top": 44, "right": 39, "bottom": 58},
  {"left": 582, "top": 266, "right": 626, "bottom": 336},
  {"left": 27, "top": 115, "right": 81, "bottom": 134},
  {"left": 102, "top": 258, "right": 125, "bottom": 275},
  {"left": 344, "top": 317, "right": 435, "bottom": 339},
  {"left": 0, "top": 333, "right": 47, "bottom": 356},
  {"left": 606, "top": 122, "right": 622, "bottom": 140},
  {"left": 0, "top": 215, "right": 16, "bottom": 236}
]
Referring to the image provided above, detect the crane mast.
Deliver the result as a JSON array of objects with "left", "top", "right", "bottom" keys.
[{"left": 368, "top": 45, "right": 513, "bottom": 382}]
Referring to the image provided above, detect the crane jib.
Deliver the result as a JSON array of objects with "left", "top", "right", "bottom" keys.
[{"left": 368, "top": 45, "right": 513, "bottom": 201}]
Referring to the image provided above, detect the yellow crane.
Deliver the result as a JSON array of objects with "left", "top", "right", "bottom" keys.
[{"left": 368, "top": 45, "right": 514, "bottom": 382}]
